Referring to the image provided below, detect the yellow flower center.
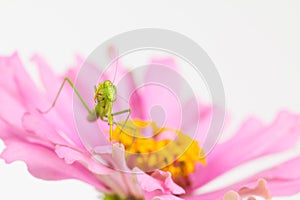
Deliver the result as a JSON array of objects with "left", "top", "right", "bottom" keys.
[{"left": 112, "top": 120, "right": 206, "bottom": 188}]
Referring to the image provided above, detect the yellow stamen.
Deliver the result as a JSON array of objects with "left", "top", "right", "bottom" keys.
[{"left": 112, "top": 120, "right": 206, "bottom": 188}]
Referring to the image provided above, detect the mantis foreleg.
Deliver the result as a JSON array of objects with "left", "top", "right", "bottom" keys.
[{"left": 111, "top": 109, "right": 131, "bottom": 142}]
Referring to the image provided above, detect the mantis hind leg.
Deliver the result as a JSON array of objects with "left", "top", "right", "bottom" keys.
[{"left": 38, "top": 77, "right": 94, "bottom": 116}]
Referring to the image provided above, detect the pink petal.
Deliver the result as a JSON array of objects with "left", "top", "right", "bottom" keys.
[
  {"left": 147, "top": 57, "right": 181, "bottom": 98},
  {"left": 191, "top": 111, "right": 300, "bottom": 188},
  {"left": 144, "top": 190, "right": 184, "bottom": 200},
  {"left": 129, "top": 88, "right": 149, "bottom": 120},
  {"left": 240, "top": 156, "right": 300, "bottom": 196},
  {"left": 134, "top": 168, "right": 185, "bottom": 195},
  {"left": 22, "top": 112, "right": 71, "bottom": 147},
  {"left": 32, "top": 55, "right": 96, "bottom": 150},
  {"left": 94, "top": 144, "right": 144, "bottom": 199},
  {"left": 0, "top": 88, "right": 26, "bottom": 128},
  {"left": 181, "top": 98, "right": 214, "bottom": 144},
  {"left": 22, "top": 111, "right": 86, "bottom": 150},
  {"left": 134, "top": 168, "right": 165, "bottom": 193},
  {"left": 55, "top": 145, "right": 112, "bottom": 174},
  {"left": 0, "top": 121, "right": 106, "bottom": 191},
  {"left": 189, "top": 155, "right": 300, "bottom": 199},
  {"left": 0, "top": 53, "right": 43, "bottom": 109},
  {"left": 29, "top": 56, "right": 91, "bottom": 149},
  {"left": 10, "top": 54, "right": 43, "bottom": 109},
  {"left": 31, "top": 54, "right": 72, "bottom": 99},
  {"left": 187, "top": 179, "right": 271, "bottom": 200},
  {"left": 0, "top": 53, "right": 20, "bottom": 97},
  {"left": 0, "top": 53, "right": 85, "bottom": 149},
  {"left": 152, "top": 194, "right": 184, "bottom": 200},
  {"left": 139, "top": 58, "right": 182, "bottom": 128},
  {"left": 148, "top": 57, "right": 180, "bottom": 94},
  {"left": 112, "top": 69, "right": 138, "bottom": 120},
  {"left": 138, "top": 84, "right": 182, "bottom": 128},
  {"left": 151, "top": 170, "right": 186, "bottom": 195},
  {"left": 31, "top": 55, "right": 73, "bottom": 119}
]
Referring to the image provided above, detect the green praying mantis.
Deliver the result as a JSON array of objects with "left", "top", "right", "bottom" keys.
[{"left": 40, "top": 55, "right": 132, "bottom": 142}]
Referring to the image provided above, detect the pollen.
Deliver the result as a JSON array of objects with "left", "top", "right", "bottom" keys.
[{"left": 112, "top": 120, "right": 206, "bottom": 188}]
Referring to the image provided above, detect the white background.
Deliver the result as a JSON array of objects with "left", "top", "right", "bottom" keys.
[{"left": 0, "top": 0, "right": 300, "bottom": 199}]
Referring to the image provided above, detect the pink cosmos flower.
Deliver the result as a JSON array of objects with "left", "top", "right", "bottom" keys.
[{"left": 0, "top": 52, "right": 300, "bottom": 200}]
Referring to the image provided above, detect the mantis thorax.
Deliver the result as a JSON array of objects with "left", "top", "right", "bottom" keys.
[{"left": 94, "top": 80, "right": 117, "bottom": 103}]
